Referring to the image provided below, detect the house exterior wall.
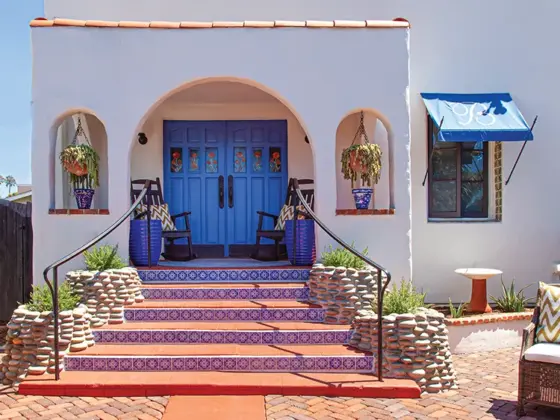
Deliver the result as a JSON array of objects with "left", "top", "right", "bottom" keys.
[
  {"left": 31, "top": 22, "right": 410, "bottom": 286},
  {"left": 37, "top": 0, "right": 560, "bottom": 303}
]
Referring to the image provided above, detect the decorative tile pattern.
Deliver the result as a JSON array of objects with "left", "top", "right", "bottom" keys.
[
  {"left": 124, "top": 307, "right": 325, "bottom": 322},
  {"left": 170, "top": 147, "right": 183, "bottom": 173},
  {"left": 234, "top": 147, "right": 246, "bottom": 173},
  {"left": 189, "top": 148, "right": 200, "bottom": 172},
  {"left": 95, "top": 329, "right": 351, "bottom": 345},
  {"left": 494, "top": 141, "right": 502, "bottom": 221},
  {"left": 65, "top": 355, "right": 374, "bottom": 373},
  {"left": 138, "top": 268, "right": 310, "bottom": 283},
  {"left": 252, "top": 148, "right": 263, "bottom": 172},
  {"left": 205, "top": 148, "right": 218, "bottom": 173},
  {"left": 141, "top": 286, "right": 309, "bottom": 300},
  {"left": 269, "top": 147, "right": 282, "bottom": 172}
]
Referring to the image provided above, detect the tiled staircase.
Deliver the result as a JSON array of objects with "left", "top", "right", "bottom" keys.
[{"left": 19, "top": 267, "right": 420, "bottom": 398}]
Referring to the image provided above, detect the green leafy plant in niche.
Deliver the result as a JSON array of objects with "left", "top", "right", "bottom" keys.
[
  {"left": 84, "top": 245, "right": 126, "bottom": 272},
  {"left": 490, "top": 278, "right": 533, "bottom": 313},
  {"left": 341, "top": 143, "right": 383, "bottom": 188},
  {"left": 59, "top": 144, "right": 100, "bottom": 189},
  {"left": 382, "top": 279, "right": 427, "bottom": 315},
  {"left": 448, "top": 298, "right": 466, "bottom": 318},
  {"left": 25, "top": 282, "right": 80, "bottom": 312},
  {"left": 320, "top": 243, "right": 368, "bottom": 270}
]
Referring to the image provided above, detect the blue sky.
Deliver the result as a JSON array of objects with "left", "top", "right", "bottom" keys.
[{"left": 0, "top": 0, "right": 43, "bottom": 195}]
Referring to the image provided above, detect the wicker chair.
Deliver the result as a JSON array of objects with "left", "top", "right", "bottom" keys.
[{"left": 517, "top": 306, "right": 560, "bottom": 415}]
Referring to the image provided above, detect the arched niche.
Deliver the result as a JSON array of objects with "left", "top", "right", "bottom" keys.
[
  {"left": 51, "top": 111, "right": 109, "bottom": 210},
  {"left": 335, "top": 109, "right": 393, "bottom": 211}
]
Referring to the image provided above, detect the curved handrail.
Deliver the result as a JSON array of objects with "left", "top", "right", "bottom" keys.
[
  {"left": 42, "top": 180, "right": 151, "bottom": 380},
  {"left": 290, "top": 178, "right": 391, "bottom": 382}
]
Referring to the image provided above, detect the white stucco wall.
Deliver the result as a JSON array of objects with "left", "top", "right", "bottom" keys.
[
  {"left": 38, "top": 0, "right": 560, "bottom": 304},
  {"left": 32, "top": 23, "right": 410, "bottom": 284}
]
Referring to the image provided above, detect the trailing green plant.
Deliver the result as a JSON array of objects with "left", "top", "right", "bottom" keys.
[
  {"left": 341, "top": 143, "right": 383, "bottom": 188},
  {"left": 84, "top": 244, "right": 127, "bottom": 271},
  {"left": 448, "top": 298, "right": 466, "bottom": 318},
  {"left": 25, "top": 282, "right": 80, "bottom": 312},
  {"left": 320, "top": 243, "right": 368, "bottom": 270},
  {"left": 490, "top": 278, "right": 533, "bottom": 313},
  {"left": 382, "top": 279, "right": 427, "bottom": 315},
  {"left": 59, "top": 144, "right": 100, "bottom": 189}
]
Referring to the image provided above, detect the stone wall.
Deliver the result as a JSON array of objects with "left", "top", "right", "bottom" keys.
[
  {"left": 307, "top": 264, "right": 388, "bottom": 324},
  {"left": 0, "top": 304, "right": 94, "bottom": 387},
  {"left": 350, "top": 307, "right": 457, "bottom": 393},
  {"left": 66, "top": 267, "right": 144, "bottom": 327}
]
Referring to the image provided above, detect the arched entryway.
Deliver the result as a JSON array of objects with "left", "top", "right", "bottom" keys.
[{"left": 129, "top": 78, "right": 315, "bottom": 259}]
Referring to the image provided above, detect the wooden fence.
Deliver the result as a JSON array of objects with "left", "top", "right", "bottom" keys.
[{"left": 0, "top": 200, "right": 33, "bottom": 321}]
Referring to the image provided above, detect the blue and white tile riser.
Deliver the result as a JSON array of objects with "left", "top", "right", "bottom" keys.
[
  {"left": 137, "top": 268, "right": 310, "bottom": 283},
  {"left": 141, "top": 286, "right": 309, "bottom": 300},
  {"left": 94, "top": 329, "right": 352, "bottom": 345},
  {"left": 124, "top": 308, "right": 325, "bottom": 322},
  {"left": 65, "top": 355, "right": 374, "bottom": 373}
]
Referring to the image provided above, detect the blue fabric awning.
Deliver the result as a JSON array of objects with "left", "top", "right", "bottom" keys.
[{"left": 421, "top": 93, "right": 534, "bottom": 142}]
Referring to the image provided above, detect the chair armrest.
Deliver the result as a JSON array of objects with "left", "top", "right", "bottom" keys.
[
  {"left": 171, "top": 211, "right": 191, "bottom": 222},
  {"left": 257, "top": 211, "right": 278, "bottom": 219},
  {"left": 520, "top": 307, "right": 540, "bottom": 360}
]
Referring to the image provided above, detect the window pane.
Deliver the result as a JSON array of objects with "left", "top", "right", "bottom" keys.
[
  {"left": 462, "top": 148, "right": 484, "bottom": 181},
  {"left": 432, "top": 147, "right": 457, "bottom": 180},
  {"left": 462, "top": 182, "right": 484, "bottom": 214},
  {"left": 432, "top": 180, "right": 457, "bottom": 213}
]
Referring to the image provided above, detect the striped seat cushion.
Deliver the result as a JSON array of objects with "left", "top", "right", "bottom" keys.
[
  {"left": 536, "top": 282, "right": 560, "bottom": 343},
  {"left": 137, "top": 203, "right": 177, "bottom": 232}
]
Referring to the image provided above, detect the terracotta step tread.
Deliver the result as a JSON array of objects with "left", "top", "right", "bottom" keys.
[
  {"left": 20, "top": 371, "right": 420, "bottom": 398},
  {"left": 97, "top": 321, "right": 349, "bottom": 331},
  {"left": 163, "top": 396, "right": 265, "bottom": 420},
  {"left": 67, "top": 344, "right": 368, "bottom": 357},
  {"left": 142, "top": 283, "right": 306, "bottom": 289},
  {"left": 131, "top": 300, "right": 317, "bottom": 309}
]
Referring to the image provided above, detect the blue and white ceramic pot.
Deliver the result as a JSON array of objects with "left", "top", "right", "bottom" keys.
[{"left": 352, "top": 188, "right": 373, "bottom": 210}]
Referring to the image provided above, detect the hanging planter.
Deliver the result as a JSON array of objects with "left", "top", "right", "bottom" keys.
[
  {"left": 59, "top": 117, "right": 100, "bottom": 209},
  {"left": 341, "top": 111, "right": 383, "bottom": 210}
]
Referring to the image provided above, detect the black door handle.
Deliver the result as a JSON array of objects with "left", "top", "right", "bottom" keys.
[
  {"left": 218, "top": 175, "right": 224, "bottom": 209},
  {"left": 228, "top": 175, "right": 234, "bottom": 208}
]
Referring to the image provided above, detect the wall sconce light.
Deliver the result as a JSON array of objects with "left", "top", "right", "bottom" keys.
[
  {"left": 138, "top": 132, "right": 148, "bottom": 145},
  {"left": 304, "top": 136, "right": 310, "bottom": 144}
]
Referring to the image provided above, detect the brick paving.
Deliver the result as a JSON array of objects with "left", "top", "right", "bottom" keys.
[
  {"left": 265, "top": 347, "right": 560, "bottom": 420},
  {"left": 0, "top": 347, "right": 559, "bottom": 419}
]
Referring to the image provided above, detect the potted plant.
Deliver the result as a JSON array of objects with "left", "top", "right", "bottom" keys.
[
  {"left": 59, "top": 118, "right": 100, "bottom": 209},
  {"left": 341, "top": 111, "right": 382, "bottom": 209}
]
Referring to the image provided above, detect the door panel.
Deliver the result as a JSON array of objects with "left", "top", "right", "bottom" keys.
[{"left": 164, "top": 120, "right": 287, "bottom": 256}]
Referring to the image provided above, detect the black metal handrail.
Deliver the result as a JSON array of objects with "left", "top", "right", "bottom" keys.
[
  {"left": 42, "top": 180, "right": 152, "bottom": 380},
  {"left": 290, "top": 178, "right": 391, "bottom": 382}
]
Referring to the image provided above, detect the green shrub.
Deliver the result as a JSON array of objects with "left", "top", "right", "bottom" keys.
[
  {"left": 320, "top": 243, "right": 368, "bottom": 270},
  {"left": 382, "top": 279, "right": 427, "bottom": 315},
  {"left": 490, "top": 279, "right": 532, "bottom": 313},
  {"left": 25, "top": 282, "right": 80, "bottom": 312},
  {"left": 448, "top": 299, "right": 466, "bottom": 318},
  {"left": 84, "top": 244, "right": 126, "bottom": 271}
]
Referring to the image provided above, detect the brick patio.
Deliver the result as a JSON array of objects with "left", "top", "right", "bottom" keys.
[{"left": 1, "top": 346, "right": 560, "bottom": 419}]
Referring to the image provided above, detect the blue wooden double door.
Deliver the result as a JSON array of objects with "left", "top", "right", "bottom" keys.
[{"left": 163, "top": 120, "right": 288, "bottom": 257}]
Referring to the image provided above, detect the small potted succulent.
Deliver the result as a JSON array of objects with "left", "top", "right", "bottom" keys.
[
  {"left": 341, "top": 112, "right": 382, "bottom": 209},
  {"left": 59, "top": 118, "right": 100, "bottom": 209}
]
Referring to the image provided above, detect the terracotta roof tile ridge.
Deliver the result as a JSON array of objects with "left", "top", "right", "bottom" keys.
[{"left": 30, "top": 17, "right": 410, "bottom": 29}]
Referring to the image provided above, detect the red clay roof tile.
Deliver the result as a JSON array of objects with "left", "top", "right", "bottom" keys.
[{"left": 30, "top": 17, "right": 410, "bottom": 29}]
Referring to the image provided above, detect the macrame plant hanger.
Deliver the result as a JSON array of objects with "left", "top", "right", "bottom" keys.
[
  {"left": 66, "top": 116, "right": 92, "bottom": 189},
  {"left": 349, "top": 111, "right": 369, "bottom": 188}
]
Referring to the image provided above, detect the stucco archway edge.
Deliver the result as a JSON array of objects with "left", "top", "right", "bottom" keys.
[{"left": 127, "top": 76, "right": 317, "bottom": 166}]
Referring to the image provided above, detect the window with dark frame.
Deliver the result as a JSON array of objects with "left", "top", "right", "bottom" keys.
[{"left": 427, "top": 118, "right": 489, "bottom": 219}]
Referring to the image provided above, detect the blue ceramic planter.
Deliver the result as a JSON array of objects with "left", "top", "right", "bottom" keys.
[
  {"left": 74, "top": 188, "right": 95, "bottom": 210},
  {"left": 129, "top": 219, "right": 162, "bottom": 266},
  {"left": 352, "top": 188, "right": 373, "bottom": 210},
  {"left": 285, "top": 219, "right": 316, "bottom": 266}
]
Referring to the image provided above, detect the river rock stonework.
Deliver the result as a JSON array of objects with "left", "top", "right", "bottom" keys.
[
  {"left": 0, "top": 304, "right": 94, "bottom": 387},
  {"left": 307, "top": 263, "right": 387, "bottom": 325},
  {"left": 66, "top": 267, "right": 144, "bottom": 327},
  {"left": 349, "top": 307, "right": 457, "bottom": 393}
]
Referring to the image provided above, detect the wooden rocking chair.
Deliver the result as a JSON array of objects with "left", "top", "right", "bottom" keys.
[
  {"left": 252, "top": 178, "right": 315, "bottom": 261},
  {"left": 131, "top": 178, "right": 196, "bottom": 261}
]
